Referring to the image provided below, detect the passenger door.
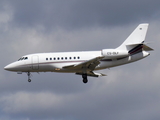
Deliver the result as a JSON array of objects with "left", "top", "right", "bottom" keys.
[{"left": 32, "top": 55, "right": 39, "bottom": 70}]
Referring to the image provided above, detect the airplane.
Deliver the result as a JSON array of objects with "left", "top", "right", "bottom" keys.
[{"left": 4, "top": 23, "right": 153, "bottom": 83}]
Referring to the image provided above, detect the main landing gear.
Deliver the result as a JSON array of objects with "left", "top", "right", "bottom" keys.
[
  {"left": 82, "top": 74, "right": 88, "bottom": 84},
  {"left": 27, "top": 72, "right": 31, "bottom": 82}
]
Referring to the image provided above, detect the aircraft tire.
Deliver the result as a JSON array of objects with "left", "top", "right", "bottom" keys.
[
  {"left": 28, "top": 79, "right": 31, "bottom": 82},
  {"left": 83, "top": 78, "right": 88, "bottom": 83}
]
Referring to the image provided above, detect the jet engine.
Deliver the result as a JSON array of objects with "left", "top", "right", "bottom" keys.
[{"left": 101, "top": 49, "right": 129, "bottom": 59}]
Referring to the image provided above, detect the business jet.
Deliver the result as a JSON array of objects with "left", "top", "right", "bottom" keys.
[{"left": 4, "top": 23, "right": 153, "bottom": 83}]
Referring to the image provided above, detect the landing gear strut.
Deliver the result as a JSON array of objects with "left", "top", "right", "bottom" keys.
[
  {"left": 82, "top": 74, "right": 88, "bottom": 83},
  {"left": 27, "top": 72, "right": 31, "bottom": 82}
]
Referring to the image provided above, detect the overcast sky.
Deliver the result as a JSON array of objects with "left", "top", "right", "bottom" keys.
[{"left": 1, "top": 0, "right": 160, "bottom": 120}]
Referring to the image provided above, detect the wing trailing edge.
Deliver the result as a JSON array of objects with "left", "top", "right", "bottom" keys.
[{"left": 76, "top": 71, "right": 106, "bottom": 77}]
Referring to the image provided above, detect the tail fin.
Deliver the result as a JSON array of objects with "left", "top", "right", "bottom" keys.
[{"left": 117, "top": 23, "right": 149, "bottom": 51}]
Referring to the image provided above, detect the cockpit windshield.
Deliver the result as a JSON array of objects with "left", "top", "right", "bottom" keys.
[{"left": 18, "top": 57, "right": 28, "bottom": 61}]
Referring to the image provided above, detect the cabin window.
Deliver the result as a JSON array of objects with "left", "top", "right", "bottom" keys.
[
  {"left": 24, "top": 57, "right": 28, "bottom": 60},
  {"left": 46, "top": 58, "right": 48, "bottom": 60},
  {"left": 78, "top": 57, "right": 80, "bottom": 59},
  {"left": 57, "top": 57, "right": 60, "bottom": 60},
  {"left": 65, "top": 57, "right": 67, "bottom": 60},
  {"left": 54, "top": 58, "right": 56, "bottom": 60},
  {"left": 18, "top": 57, "right": 29, "bottom": 61},
  {"left": 69, "top": 57, "right": 72, "bottom": 59},
  {"left": 74, "top": 57, "right": 76, "bottom": 59},
  {"left": 50, "top": 58, "right": 52, "bottom": 60},
  {"left": 61, "top": 57, "right": 63, "bottom": 60}
]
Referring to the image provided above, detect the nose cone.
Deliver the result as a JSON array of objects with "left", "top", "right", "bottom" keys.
[
  {"left": 4, "top": 63, "right": 17, "bottom": 71},
  {"left": 4, "top": 65, "right": 9, "bottom": 70}
]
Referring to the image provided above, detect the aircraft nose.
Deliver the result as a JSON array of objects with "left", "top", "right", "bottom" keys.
[
  {"left": 4, "top": 64, "right": 12, "bottom": 71},
  {"left": 4, "top": 63, "right": 16, "bottom": 71}
]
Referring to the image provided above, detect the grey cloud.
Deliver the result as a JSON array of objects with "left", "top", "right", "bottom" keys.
[
  {"left": 0, "top": 0, "right": 160, "bottom": 120},
  {"left": 5, "top": 0, "right": 160, "bottom": 30},
  {"left": 1, "top": 66, "right": 160, "bottom": 120},
  {"left": 1, "top": 38, "right": 160, "bottom": 120}
]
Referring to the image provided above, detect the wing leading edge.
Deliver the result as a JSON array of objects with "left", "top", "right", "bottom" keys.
[{"left": 63, "top": 56, "right": 104, "bottom": 70}]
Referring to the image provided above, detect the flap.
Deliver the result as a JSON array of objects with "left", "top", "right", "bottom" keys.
[{"left": 76, "top": 71, "right": 106, "bottom": 77}]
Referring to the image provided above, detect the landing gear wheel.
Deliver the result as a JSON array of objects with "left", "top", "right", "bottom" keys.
[
  {"left": 28, "top": 79, "right": 31, "bottom": 82},
  {"left": 83, "top": 78, "right": 88, "bottom": 83},
  {"left": 82, "top": 74, "right": 88, "bottom": 84}
]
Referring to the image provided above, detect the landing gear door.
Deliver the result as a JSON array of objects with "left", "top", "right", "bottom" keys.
[{"left": 32, "top": 55, "right": 39, "bottom": 70}]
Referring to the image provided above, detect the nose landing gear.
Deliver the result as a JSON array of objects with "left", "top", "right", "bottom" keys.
[{"left": 27, "top": 72, "right": 32, "bottom": 82}]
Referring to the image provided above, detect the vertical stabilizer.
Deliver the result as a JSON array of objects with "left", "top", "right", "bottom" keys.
[{"left": 117, "top": 24, "right": 149, "bottom": 51}]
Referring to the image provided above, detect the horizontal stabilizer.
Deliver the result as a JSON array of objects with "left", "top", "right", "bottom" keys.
[
  {"left": 126, "top": 42, "right": 143, "bottom": 46},
  {"left": 126, "top": 43, "right": 154, "bottom": 51},
  {"left": 143, "top": 44, "right": 154, "bottom": 51}
]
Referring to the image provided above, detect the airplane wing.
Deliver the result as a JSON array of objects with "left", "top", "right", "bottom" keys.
[
  {"left": 63, "top": 56, "right": 104, "bottom": 71},
  {"left": 63, "top": 56, "right": 107, "bottom": 77}
]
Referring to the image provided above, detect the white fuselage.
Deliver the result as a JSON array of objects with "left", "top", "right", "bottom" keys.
[{"left": 4, "top": 50, "right": 150, "bottom": 73}]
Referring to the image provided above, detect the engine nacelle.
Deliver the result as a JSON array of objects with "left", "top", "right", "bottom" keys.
[{"left": 101, "top": 49, "right": 129, "bottom": 59}]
